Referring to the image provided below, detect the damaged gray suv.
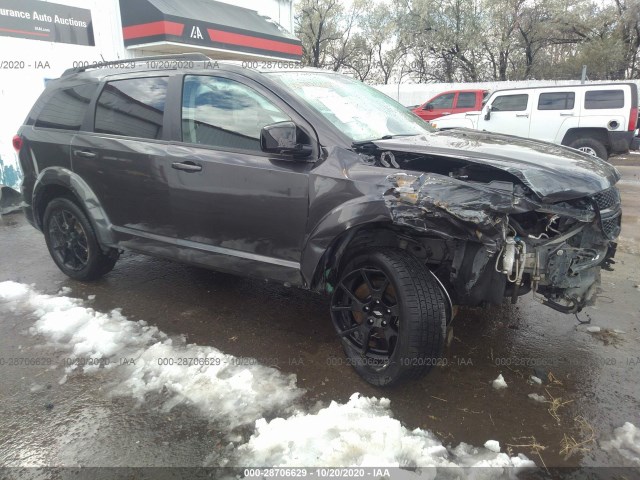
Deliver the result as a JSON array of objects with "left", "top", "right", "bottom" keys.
[{"left": 15, "top": 55, "right": 622, "bottom": 386}]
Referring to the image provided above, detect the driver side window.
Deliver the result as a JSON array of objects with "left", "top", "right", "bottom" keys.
[
  {"left": 429, "top": 93, "right": 455, "bottom": 109},
  {"left": 182, "top": 75, "right": 290, "bottom": 151}
]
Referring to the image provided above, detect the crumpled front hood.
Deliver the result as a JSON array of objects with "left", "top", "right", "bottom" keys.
[{"left": 372, "top": 130, "right": 620, "bottom": 202}]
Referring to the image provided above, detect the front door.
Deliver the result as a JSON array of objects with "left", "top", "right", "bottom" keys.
[
  {"left": 482, "top": 92, "right": 532, "bottom": 138},
  {"left": 166, "top": 73, "right": 313, "bottom": 284}
]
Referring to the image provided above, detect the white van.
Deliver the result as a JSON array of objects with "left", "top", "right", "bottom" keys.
[{"left": 431, "top": 83, "right": 639, "bottom": 160}]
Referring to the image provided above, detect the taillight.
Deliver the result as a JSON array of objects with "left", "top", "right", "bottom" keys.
[
  {"left": 12, "top": 134, "right": 23, "bottom": 152},
  {"left": 629, "top": 106, "right": 638, "bottom": 131}
]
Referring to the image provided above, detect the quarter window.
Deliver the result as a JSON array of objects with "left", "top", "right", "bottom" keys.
[
  {"left": 182, "top": 75, "right": 290, "bottom": 151},
  {"left": 94, "top": 77, "right": 168, "bottom": 140},
  {"left": 34, "top": 84, "right": 96, "bottom": 130},
  {"left": 491, "top": 94, "right": 528, "bottom": 111},
  {"left": 538, "top": 92, "right": 575, "bottom": 110},
  {"left": 456, "top": 92, "right": 476, "bottom": 109},
  {"left": 585, "top": 90, "right": 624, "bottom": 109}
]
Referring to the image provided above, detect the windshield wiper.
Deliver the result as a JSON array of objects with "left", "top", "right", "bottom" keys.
[{"left": 352, "top": 133, "right": 420, "bottom": 147}]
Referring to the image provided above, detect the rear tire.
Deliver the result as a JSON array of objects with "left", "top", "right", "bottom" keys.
[
  {"left": 570, "top": 138, "right": 608, "bottom": 160},
  {"left": 43, "top": 197, "right": 118, "bottom": 281},
  {"left": 330, "top": 248, "right": 447, "bottom": 386}
]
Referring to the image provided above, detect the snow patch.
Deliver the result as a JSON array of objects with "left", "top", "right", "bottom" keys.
[
  {"left": 528, "top": 393, "right": 546, "bottom": 403},
  {"left": 0, "top": 281, "right": 30, "bottom": 301},
  {"left": 530, "top": 376, "right": 542, "bottom": 385},
  {"left": 0, "top": 281, "right": 302, "bottom": 429},
  {"left": 586, "top": 326, "right": 601, "bottom": 333},
  {"left": 1, "top": 281, "right": 535, "bottom": 470},
  {"left": 601, "top": 423, "right": 640, "bottom": 465},
  {"left": 484, "top": 440, "right": 501, "bottom": 453},
  {"left": 237, "top": 393, "right": 533, "bottom": 472},
  {"left": 492, "top": 374, "right": 507, "bottom": 390}
]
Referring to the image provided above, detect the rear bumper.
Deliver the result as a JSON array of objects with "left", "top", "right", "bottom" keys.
[{"left": 608, "top": 130, "right": 635, "bottom": 154}]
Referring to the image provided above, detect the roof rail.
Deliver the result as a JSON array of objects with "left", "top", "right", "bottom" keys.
[{"left": 61, "top": 53, "right": 212, "bottom": 77}]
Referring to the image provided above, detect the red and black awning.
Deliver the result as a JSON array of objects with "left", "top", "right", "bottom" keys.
[{"left": 119, "top": 0, "right": 302, "bottom": 60}]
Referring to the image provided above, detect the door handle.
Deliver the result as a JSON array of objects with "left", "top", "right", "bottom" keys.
[
  {"left": 74, "top": 150, "right": 97, "bottom": 158},
  {"left": 560, "top": 113, "right": 574, "bottom": 116},
  {"left": 442, "top": 112, "right": 451, "bottom": 115},
  {"left": 515, "top": 114, "right": 529, "bottom": 118},
  {"left": 172, "top": 161, "right": 202, "bottom": 172}
]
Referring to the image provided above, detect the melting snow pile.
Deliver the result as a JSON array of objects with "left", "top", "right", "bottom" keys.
[
  {"left": 1, "top": 281, "right": 535, "bottom": 472},
  {"left": 0, "top": 281, "right": 302, "bottom": 429},
  {"left": 492, "top": 374, "right": 508, "bottom": 390},
  {"left": 601, "top": 422, "right": 640, "bottom": 465},
  {"left": 237, "top": 394, "right": 532, "bottom": 472}
]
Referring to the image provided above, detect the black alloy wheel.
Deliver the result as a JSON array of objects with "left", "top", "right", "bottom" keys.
[
  {"left": 331, "top": 248, "right": 447, "bottom": 386},
  {"left": 48, "top": 208, "right": 90, "bottom": 272},
  {"left": 43, "top": 197, "right": 118, "bottom": 281}
]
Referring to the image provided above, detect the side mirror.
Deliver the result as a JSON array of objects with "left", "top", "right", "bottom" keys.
[
  {"left": 484, "top": 106, "right": 491, "bottom": 121},
  {"left": 260, "top": 121, "right": 312, "bottom": 158},
  {"left": 424, "top": 103, "right": 434, "bottom": 111}
]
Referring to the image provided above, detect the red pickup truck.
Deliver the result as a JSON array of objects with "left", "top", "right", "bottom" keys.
[{"left": 411, "top": 89, "right": 489, "bottom": 122}]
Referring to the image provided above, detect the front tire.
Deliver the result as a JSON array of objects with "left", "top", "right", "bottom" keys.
[
  {"left": 570, "top": 137, "right": 608, "bottom": 160},
  {"left": 330, "top": 249, "right": 447, "bottom": 386},
  {"left": 43, "top": 197, "right": 118, "bottom": 281}
]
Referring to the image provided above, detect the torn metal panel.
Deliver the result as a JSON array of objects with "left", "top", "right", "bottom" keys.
[{"left": 383, "top": 172, "right": 525, "bottom": 253}]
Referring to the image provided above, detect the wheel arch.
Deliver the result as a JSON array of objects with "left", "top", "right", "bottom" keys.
[
  {"left": 33, "top": 167, "right": 116, "bottom": 247},
  {"left": 561, "top": 128, "right": 610, "bottom": 150},
  {"left": 302, "top": 198, "right": 432, "bottom": 293}
]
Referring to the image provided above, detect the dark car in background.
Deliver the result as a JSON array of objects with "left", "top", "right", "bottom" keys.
[{"left": 14, "top": 55, "right": 621, "bottom": 386}]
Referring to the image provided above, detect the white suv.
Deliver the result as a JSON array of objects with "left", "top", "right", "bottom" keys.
[{"left": 431, "top": 83, "right": 639, "bottom": 160}]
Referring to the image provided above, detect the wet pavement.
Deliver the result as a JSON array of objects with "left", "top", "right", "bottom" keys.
[{"left": 1, "top": 158, "right": 640, "bottom": 473}]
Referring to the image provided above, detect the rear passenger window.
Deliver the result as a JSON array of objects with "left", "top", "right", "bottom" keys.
[
  {"left": 456, "top": 93, "right": 476, "bottom": 108},
  {"left": 491, "top": 94, "right": 528, "bottom": 111},
  {"left": 585, "top": 90, "right": 624, "bottom": 109},
  {"left": 34, "top": 84, "right": 96, "bottom": 130},
  {"left": 95, "top": 77, "right": 168, "bottom": 139},
  {"left": 538, "top": 92, "right": 575, "bottom": 110}
]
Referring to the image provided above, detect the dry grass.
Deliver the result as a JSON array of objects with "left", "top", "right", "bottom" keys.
[
  {"left": 560, "top": 416, "right": 597, "bottom": 460},
  {"left": 547, "top": 372, "right": 563, "bottom": 385},
  {"left": 507, "top": 436, "right": 549, "bottom": 474},
  {"left": 546, "top": 388, "right": 573, "bottom": 424},
  {"left": 592, "top": 329, "right": 622, "bottom": 346}
]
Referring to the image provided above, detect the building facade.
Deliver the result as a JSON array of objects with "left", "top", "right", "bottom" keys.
[{"left": 0, "top": 0, "right": 300, "bottom": 190}]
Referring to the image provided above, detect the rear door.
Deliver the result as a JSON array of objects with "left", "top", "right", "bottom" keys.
[
  {"left": 71, "top": 74, "right": 174, "bottom": 239},
  {"left": 482, "top": 92, "right": 531, "bottom": 138},
  {"left": 529, "top": 90, "right": 580, "bottom": 143},
  {"left": 453, "top": 91, "right": 479, "bottom": 114},
  {"left": 165, "top": 72, "right": 314, "bottom": 282}
]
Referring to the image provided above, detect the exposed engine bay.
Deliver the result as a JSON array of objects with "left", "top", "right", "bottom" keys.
[{"left": 355, "top": 144, "right": 621, "bottom": 314}]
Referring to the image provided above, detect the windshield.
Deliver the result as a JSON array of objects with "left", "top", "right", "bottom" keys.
[{"left": 265, "top": 71, "right": 434, "bottom": 142}]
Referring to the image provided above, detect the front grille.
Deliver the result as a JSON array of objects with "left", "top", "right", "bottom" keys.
[
  {"left": 601, "top": 216, "right": 621, "bottom": 239},
  {"left": 593, "top": 187, "right": 620, "bottom": 211}
]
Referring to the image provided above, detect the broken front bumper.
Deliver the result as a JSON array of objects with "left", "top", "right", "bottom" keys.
[{"left": 505, "top": 187, "right": 621, "bottom": 313}]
